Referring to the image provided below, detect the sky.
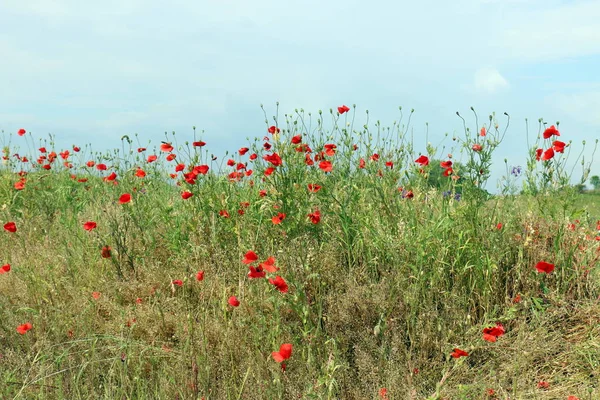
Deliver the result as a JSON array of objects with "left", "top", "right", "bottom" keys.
[{"left": 1, "top": 0, "right": 599, "bottom": 190}]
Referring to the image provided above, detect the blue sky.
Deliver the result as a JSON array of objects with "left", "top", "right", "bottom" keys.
[{"left": 1, "top": 0, "right": 599, "bottom": 189}]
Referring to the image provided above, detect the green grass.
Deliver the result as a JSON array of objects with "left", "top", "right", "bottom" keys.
[{"left": 0, "top": 108, "right": 598, "bottom": 399}]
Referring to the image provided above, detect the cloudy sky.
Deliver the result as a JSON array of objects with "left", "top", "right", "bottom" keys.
[{"left": 1, "top": 0, "right": 599, "bottom": 189}]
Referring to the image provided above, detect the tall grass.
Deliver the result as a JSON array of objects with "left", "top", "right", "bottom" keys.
[{"left": 1, "top": 106, "right": 599, "bottom": 399}]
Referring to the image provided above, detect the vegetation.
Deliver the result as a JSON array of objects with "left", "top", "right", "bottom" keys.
[{"left": 1, "top": 106, "right": 599, "bottom": 399}]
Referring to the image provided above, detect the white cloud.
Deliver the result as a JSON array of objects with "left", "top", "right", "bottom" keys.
[{"left": 474, "top": 68, "right": 509, "bottom": 93}]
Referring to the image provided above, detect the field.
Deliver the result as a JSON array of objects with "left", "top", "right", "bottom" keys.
[{"left": 1, "top": 107, "right": 599, "bottom": 399}]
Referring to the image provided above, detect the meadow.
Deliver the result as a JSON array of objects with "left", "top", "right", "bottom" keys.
[{"left": 1, "top": 105, "right": 599, "bottom": 399}]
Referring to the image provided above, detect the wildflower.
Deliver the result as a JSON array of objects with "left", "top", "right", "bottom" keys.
[
  {"left": 101, "top": 246, "right": 111, "bottom": 258},
  {"left": 0, "top": 264, "right": 11, "bottom": 274},
  {"left": 308, "top": 210, "right": 321, "bottom": 224},
  {"left": 242, "top": 251, "right": 259, "bottom": 265},
  {"left": 472, "top": 143, "right": 483, "bottom": 152},
  {"left": 337, "top": 105, "right": 350, "bottom": 114},
  {"left": 119, "top": 193, "right": 131, "bottom": 204},
  {"left": 4, "top": 222, "right": 17, "bottom": 233},
  {"left": 160, "top": 142, "right": 174, "bottom": 152},
  {"left": 291, "top": 135, "right": 302, "bottom": 144},
  {"left": 181, "top": 191, "right": 193, "bottom": 200},
  {"left": 103, "top": 172, "right": 117, "bottom": 182},
  {"left": 308, "top": 184, "right": 322, "bottom": 193},
  {"left": 260, "top": 256, "right": 279, "bottom": 273},
  {"left": 92, "top": 292, "right": 101, "bottom": 300},
  {"left": 16, "top": 322, "right": 32, "bottom": 335},
  {"left": 537, "top": 381, "right": 549, "bottom": 389},
  {"left": 268, "top": 126, "right": 280, "bottom": 134},
  {"left": 511, "top": 166, "right": 522, "bottom": 176},
  {"left": 450, "top": 348, "right": 469, "bottom": 358},
  {"left": 172, "top": 279, "right": 183, "bottom": 287},
  {"left": 379, "top": 388, "right": 388, "bottom": 400},
  {"left": 319, "top": 160, "right": 333, "bottom": 172},
  {"left": 480, "top": 126, "right": 486, "bottom": 137},
  {"left": 535, "top": 261, "right": 555, "bottom": 274},
  {"left": 272, "top": 212, "right": 286, "bottom": 225},
  {"left": 166, "top": 153, "right": 176, "bottom": 162},
  {"left": 17, "top": 128, "right": 26, "bottom": 136},
  {"left": 135, "top": 168, "right": 146, "bottom": 178},
  {"left": 263, "top": 153, "right": 282, "bottom": 167},
  {"left": 272, "top": 343, "right": 292, "bottom": 363},
  {"left": 359, "top": 158, "right": 366, "bottom": 169},
  {"left": 552, "top": 140, "right": 566, "bottom": 153},
  {"left": 440, "top": 160, "right": 452, "bottom": 168},
  {"left": 482, "top": 323, "right": 505, "bottom": 342},
  {"left": 147, "top": 155, "right": 157, "bottom": 163},
  {"left": 324, "top": 144, "right": 337, "bottom": 157},
  {"left": 83, "top": 221, "right": 97, "bottom": 231},
  {"left": 239, "top": 147, "right": 249, "bottom": 155},
  {"left": 96, "top": 163, "right": 107, "bottom": 171},
  {"left": 543, "top": 125, "right": 560, "bottom": 139},
  {"left": 248, "top": 265, "right": 266, "bottom": 279},
  {"left": 269, "top": 275, "right": 289, "bottom": 293},
  {"left": 192, "top": 141, "right": 206, "bottom": 147},
  {"left": 196, "top": 271, "right": 204, "bottom": 281},
  {"left": 228, "top": 295, "right": 240, "bottom": 307},
  {"left": 541, "top": 148, "right": 554, "bottom": 161},
  {"left": 415, "top": 155, "right": 429, "bottom": 166}
]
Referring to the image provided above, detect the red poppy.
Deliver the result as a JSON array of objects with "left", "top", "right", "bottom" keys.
[
  {"left": 543, "top": 125, "right": 560, "bottom": 139},
  {"left": 219, "top": 210, "right": 230, "bottom": 218},
  {"left": 260, "top": 256, "right": 279, "bottom": 273},
  {"left": 147, "top": 155, "right": 157, "bottom": 163},
  {"left": 259, "top": 190, "right": 267, "bottom": 197},
  {"left": 541, "top": 148, "right": 554, "bottom": 161},
  {"left": 14, "top": 180, "right": 25, "bottom": 190},
  {"left": 137, "top": 147, "right": 146, "bottom": 152},
  {"left": 291, "top": 135, "right": 302, "bottom": 144},
  {"left": 238, "top": 147, "right": 249, "bottom": 156},
  {"left": 228, "top": 295, "right": 240, "bottom": 307},
  {"left": 480, "top": 126, "right": 486, "bottom": 137},
  {"left": 385, "top": 161, "right": 394, "bottom": 168},
  {"left": 319, "top": 161, "right": 333, "bottom": 172},
  {"left": 172, "top": 279, "right": 183, "bottom": 287},
  {"left": 269, "top": 275, "right": 289, "bottom": 293},
  {"left": 268, "top": 126, "right": 280, "bottom": 134},
  {"left": 440, "top": 160, "right": 452, "bottom": 168},
  {"left": 535, "top": 261, "right": 555, "bottom": 274},
  {"left": 39, "top": 147, "right": 47, "bottom": 153},
  {"left": 263, "top": 153, "right": 283, "bottom": 167},
  {"left": 482, "top": 323, "right": 505, "bottom": 342},
  {"left": 192, "top": 141, "right": 206, "bottom": 147},
  {"left": 103, "top": 172, "right": 117, "bottom": 182},
  {"left": 359, "top": 158, "right": 366, "bottom": 169},
  {"left": 248, "top": 265, "right": 266, "bottom": 279},
  {"left": 92, "top": 291, "right": 101, "bottom": 300},
  {"left": 568, "top": 396, "right": 580, "bottom": 400},
  {"left": 83, "top": 221, "right": 97, "bottom": 231},
  {"left": 308, "top": 184, "right": 321, "bottom": 193},
  {"left": 272, "top": 213, "right": 286, "bottom": 225},
  {"left": 73, "top": 146, "right": 80, "bottom": 152},
  {"left": 324, "top": 144, "right": 337, "bottom": 156},
  {"left": 451, "top": 348, "right": 469, "bottom": 358},
  {"left": 4, "top": 222, "right": 17, "bottom": 233},
  {"left": 96, "top": 163, "right": 107, "bottom": 171},
  {"left": 135, "top": 168, "right": 146, "bottom": 178},
  {"left": 59, "top": 150, "right": 70, "bottom": 160},
  {"left": 415, "top": 155, "right": 429, "bottom": 166},
  {"left": 0, "top": 263, "right": 10, "bottom": 274},
  {"left": 443, "top": 167, "right": 453, "bottom": 177},
  {"left": 160, "top": 143, "right": 174, "bottom": 152},
  {"left": 242, "top": 251, "right": 259, "bottom": 264},
  {"left": 166, "top": 154, "right": 176, "bottom": 162},
  {"left": 305, "top": 153, "right": 314, "bottom": 166},
  {"left": 181, "top": 191, "right": 193, "bottom": 200},
  {"left": 17, "top": 128, "right": 26, "bottom": 136},
  {"left": 496, "top": 223, "right": 503, "bottom": 230},
  {"left": 16, "top": 322, "right": 32, "bottom": 335},
  {"left": 272, "top": 343, "right": 292, "bottom": 363},
  {"left": 196, "top": 271, "right": 204, "bottom": 281},
  {"left": 308, "top": 210, "right": 321, "bottom": 224},
  {"left": 537, "top": 381, "right": 549, "bottom": 389},
  {"left": 249, "top": 153, "right": 258, "bottom": 160},
  {"left": 379, "top": 388, "right": 388, "bottom": 400},
  {"left": 119, "top": 193, "right": 131, "bottom": 204},
  {"left": 337, "top": 105, "right": 350, "bottom": 114},
  {"left": 101, "top": 246, "right": 111, "bottom": 258},
  {"left": 195, "top": 165, "right": 209, "bottom": 175},
  {"left": 472, "top": 144, "right": 482, "bottom": 152},
  {"left": 535, "top": 148, "right": 543, "bottom": 161},
  {"left": 552, "top": 140, "right": 566, "bottom": 153},
  {"left": 370, "top": 153, "right": 380, "bottom": 161}
]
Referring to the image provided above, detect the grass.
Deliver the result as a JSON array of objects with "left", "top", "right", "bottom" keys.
[{"left": 0, "top": 107, "right": 599, "bottom": 399}]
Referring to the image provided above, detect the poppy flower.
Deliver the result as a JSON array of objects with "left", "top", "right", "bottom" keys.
[
  {"left": 96, "top": 163, "right": 107, "bottom": 171},
  {"left": 482, "top": 323, "right": 505, "bottom": 342},
  {"left": 543, "top": 125, "right": 560, "bottom": 139},
  {"left": 442, "top": 167, "right": 453, "bottom": 177},
  {"left": 238, "top": 147, "right": 249, "bottom": 156},
  {"left": 537, "top": 381, "right": 549, "bottom": 389},
  {"left": 228, "top": 296, "right": 240, "bottom": 307},
  {"left": 248, "top": 265, "right": 266, "bottom": 279},
  {"left": 541, "top": 148, "right": 554, "bottom": 161},
  {"left": 415, "top": 155, "right": 429, "bottom": 166},
  {"left": 552, "top": 140, "right": 566, "bottom": 153},
  {"left": 385, "top": 161, "right": 393, "bottom": 168},
  {"left": 263, "top": 153, "right": 283, "bottom": 167},
  {"left": 242, "top": 251, "right": 259, "bottom": 264},
  {"left": 160, "top": 142, "right": 174, "bottom": 152},
  {"left": 324, "top": 144, "right": 337, "bottom": 156},
  {"left": 337, "top": 105, "right": 350, "bottom": 114},
  {"left": 14, "top": 180, "right": 25, "bottom": 190},
  {"left": 101, "top": 246, "right": 111, "bottom": 258},
  {"left": 305, "top": 154, "right": 314, "bottom": 166},
  {"left": 451, "top": 348, "right": 469, "bottom": 358},
  {"left": 319, "top": 161, "right": 333, "bottom": 172},
  {"left": 308, "top": 184, "right": 321, "bottom": 193},
  {"left": 39, "top": 147, "right": 47, "bottom": 153},
  {"left": 135, "top": 168, "right": 146, "bottom": 178},
  {"left": 119, "top": 193, "right": 131, "bottom": 204},
  {"left": 440, "top": 160, "right": 452, "bottom": 168},
  {"left": 480, "top": 126, "right": 486, "bottom": 137},
  {"left": 568, "top": 396, "right": 580, "bottom": 400},
  {"left": 4, "top": 222, "right": 17, "bottom": 233},
  {"left": 359, "top": 158, "right": 366, "bottom": 169},
  {"left": 0, "top": 263, "right": 10, "bottom": 274},
  {"left": 272, "top": 343, "right": 292, "bottom": 363},
  {"left": 181, "top": 191, "right": 193, "bottom": 200},
  {"left": 172, "top": 279, "right": 183, "bottom": 287},
  {"left": 103, "top": 172, "right": 117, "bottom": 182},
  {"left": 272, "top": 213, "right": 286, "bottom": 225},
  {"left": 291, "top": 135, "right": 302, "bottom": 144},
  {"left": 17, "top": 128, "right": 26, "bottom": 136},
  {"left": 260, "top": 256, "right": 279, "bottom": 273},
  {"left": 16, "top": 322, "right": 32, "bottom": 335},
  {"left": 308, "top": 210, "right": 321, "bottom": 224},
  {"left": 219, "top": 210, "right": 230, "bottom": 218},
  {"left": 268, "top": 126, "right": 280, "bottom": 134},
  {"left": 472, "top": 144, "right": 482, "bottom": 152},
  {"left": 196, "top": 271, "right": 204, "bottom": 281},
  {"left": 379, "top": 388, "right": 388, "bottom": 400},
  {"left": 535, "top": 261, "right": 555, "bottom": 274},
  {"left": 370, "top": 153, "right": 380, "bottom": 161},
  {"left": 496, "top": 223, "right": 503, "bottom": 230},
  {"left": 147, "top": 155, "right": 157, "bottom": 163},
  {"left": 83, "top": 221, "right": 97, "bottom": 231},
  {"left": 192, "top": 141, "right": 206, "bottom": 147},
  {"left": 166, "top": 153, "right": 176, "bottom": 162},
  {"left": 92, "top": 291, "right": 101, "bottom": 300},
  {"left": 269, "top": 276, "right": 289, "bottom": 293},
  {"left": 73, "top": 146, "right": 80, "bottom": 152}
]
